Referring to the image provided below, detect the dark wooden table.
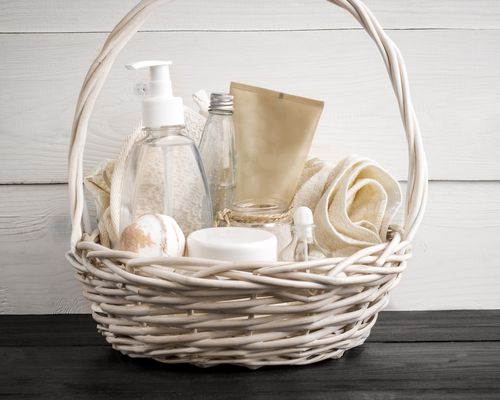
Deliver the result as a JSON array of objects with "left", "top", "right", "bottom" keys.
[{"left": 1, "top": 311, "right": 499, "bottom": 399}]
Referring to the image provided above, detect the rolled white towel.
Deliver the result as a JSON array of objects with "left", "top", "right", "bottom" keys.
[{"left": 293, "top": 155, "right": 402, "bottom": 256}]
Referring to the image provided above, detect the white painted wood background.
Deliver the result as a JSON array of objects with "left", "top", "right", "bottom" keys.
[{"left": 0, "top": 0, "right": 499, "bottom": 313}]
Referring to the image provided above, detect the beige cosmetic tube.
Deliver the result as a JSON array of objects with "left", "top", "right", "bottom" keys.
[{"left": 230, "top": 82, "right": 324, "bottom": 213}]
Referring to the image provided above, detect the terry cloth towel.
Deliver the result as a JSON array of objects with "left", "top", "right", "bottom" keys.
[
  {"left": 293, "top": 155, "right": 402, "bottom": 256},
  {"left": 83, "top": 159, "right": 117, "bottom": 248}
]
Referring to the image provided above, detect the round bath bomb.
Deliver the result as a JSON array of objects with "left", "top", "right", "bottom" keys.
[{"left": 119, "top": 214, "right": 185, "bottom": 257}]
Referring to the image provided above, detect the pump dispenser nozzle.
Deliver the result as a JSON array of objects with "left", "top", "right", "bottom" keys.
[{"left": 126, "top": 60, "right": 184, "bottom": 128}]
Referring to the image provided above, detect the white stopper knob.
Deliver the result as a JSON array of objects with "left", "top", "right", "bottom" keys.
[{"left": 294, "top": 206, "right": 314, "bottom": 226}]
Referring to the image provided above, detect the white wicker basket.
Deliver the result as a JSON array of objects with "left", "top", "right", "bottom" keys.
[{"left": 67, "top": 0, "right": 428, "bottom": 368}]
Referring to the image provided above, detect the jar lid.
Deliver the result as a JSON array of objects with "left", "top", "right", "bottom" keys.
[{"left": 187, "top": 227, "right": 277, "bottom": 262}]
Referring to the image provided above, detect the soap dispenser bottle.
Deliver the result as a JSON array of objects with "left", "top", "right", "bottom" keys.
[{"left": 119, "top": 60, "right": 213, "bottom": 236}]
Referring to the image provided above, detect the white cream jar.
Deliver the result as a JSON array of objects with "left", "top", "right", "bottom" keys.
[{"left": 187, "top": 227, "right": 277, "bottom": 262}]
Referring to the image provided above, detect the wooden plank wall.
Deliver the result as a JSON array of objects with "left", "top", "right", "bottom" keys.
[{"left": 0, "top": 0, "right": 499, "bottom": 313}]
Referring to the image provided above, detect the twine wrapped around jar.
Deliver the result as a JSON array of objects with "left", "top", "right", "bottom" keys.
[{"left": 216, "top": 208, "right": 292, "bottom": 227}]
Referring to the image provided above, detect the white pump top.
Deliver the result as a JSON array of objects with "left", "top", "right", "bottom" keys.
[{"left": 126, "top": 60, "right": 184, "bottom": 128}]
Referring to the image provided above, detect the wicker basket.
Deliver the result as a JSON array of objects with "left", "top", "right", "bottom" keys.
[{"left": 67, "top": 0, "right": 428, "bottom": 368}]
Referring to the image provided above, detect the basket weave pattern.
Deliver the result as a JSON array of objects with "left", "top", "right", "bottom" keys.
[{"left": 67, "top": 0, "right": 427, "bottom": 367}]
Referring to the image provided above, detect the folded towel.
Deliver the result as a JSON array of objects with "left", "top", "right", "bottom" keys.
[
  {"left": 293, "top": 155, "right": 402, "bottom": 256},
  {"left": 83, "top": 159, "right": 117, "bottom": 247}
]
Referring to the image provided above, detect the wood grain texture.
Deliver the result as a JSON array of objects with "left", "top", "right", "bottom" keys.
[
  {"left": 1, "top": 182, "right": 499, "bottom": 313},
  {"left": 1, "top": 339, "right": 499, "bottom": 399},
  {"left": 0, "top": 185, "right": 89, "bottom": 314},
  {"left": 2, "top": 311, "right": 499, "bottom": 347},
  {"left": 1, "top": 29, "right": 500, "bottom": 183},
  {"left": 2, "top": 313, "right": 499, "bottom": 399},
  {"left": 1, "top": 0, "right": 500, "bottom": 32}
]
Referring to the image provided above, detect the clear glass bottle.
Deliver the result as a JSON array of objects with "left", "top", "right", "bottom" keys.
[
  {"left": 199, "top": 93, "right": 236, "bottom": 220},
  {"left": 280, "top": 207, "right": 329, "bottom": 262},
  {"left": 120, "top": 125, "right": 213, "bottom": 235},
  {"left": 119, "top": 60, "right": 212, "bottom": 235}
]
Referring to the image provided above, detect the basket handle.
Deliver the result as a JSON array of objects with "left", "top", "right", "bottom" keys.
[{"left": 68, "top": 0, "right": 428, "bottom": 251}]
